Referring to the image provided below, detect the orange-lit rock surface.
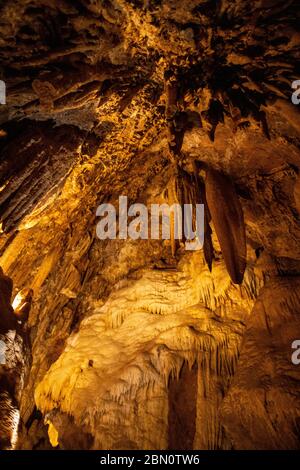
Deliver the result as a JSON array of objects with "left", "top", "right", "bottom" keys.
[{"left": 0, "top": 0, "right": 299, "bottom": 450}]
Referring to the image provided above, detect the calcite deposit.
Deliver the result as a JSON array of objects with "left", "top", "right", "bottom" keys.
[{"left": 0, "top": 0, "right": 299, "bottom": 450}]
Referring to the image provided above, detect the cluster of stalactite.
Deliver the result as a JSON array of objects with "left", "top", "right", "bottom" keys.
[
  {"left": 164, "top": 164, "right": 246, "bottom": 284},
  {"left": 164, "top": 64, "right": 246, "bottom": 284}
]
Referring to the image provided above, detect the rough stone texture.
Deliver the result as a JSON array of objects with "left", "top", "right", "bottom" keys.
[
  {"left": 34, "top": 249, "right": 261, "bottom": 449},
  {"left": 0, "top": 0, "right": 299, "bottom": 450},
  {"left": 168, "top": 363, "right": 198, "bottom": 450},
  {"left": 221, "top": 277, "right": 300, "bottom": 450},
  {"left": 0, "top": 269, "right": 32, "bottom": 449}
]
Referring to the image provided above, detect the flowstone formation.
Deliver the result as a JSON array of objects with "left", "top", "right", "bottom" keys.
[{"left": 0, "top": 0, "right": 299, "bottom": 450}]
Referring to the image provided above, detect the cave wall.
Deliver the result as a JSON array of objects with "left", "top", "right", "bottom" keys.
[
  {"left": 0, "top": 0, "right": 299, "bottom": 450},
  {"left": 221, "top": 277, "right": 300, "bottom": 449}
]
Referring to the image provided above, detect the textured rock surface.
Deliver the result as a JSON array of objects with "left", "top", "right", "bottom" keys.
[
  {"left": 34, "top": 250, "right": 261, "bottom": 449},
  {"left": 0, "top": 0, "right": 299, "bottom": 450},
  {"left": 221, "top": 277, "right": 300, "bottom": 449},
  {"left": 0, "top": 269, "right": 32, "bottom": 449}
]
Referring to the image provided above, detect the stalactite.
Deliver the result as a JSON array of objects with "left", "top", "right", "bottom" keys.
[
  {"left": 205, "top": 169, "right": 247, "bottom": 285},
  {"left": 193, "top": 161, "right": 214, "bottom": 271},
  {"left": 165, "top": 167, "right": 194, "bottom": 256}
]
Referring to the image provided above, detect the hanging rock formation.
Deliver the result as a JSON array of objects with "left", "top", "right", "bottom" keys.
[{"left": 205, "top": 168, "right": 247, "bottom": 284}]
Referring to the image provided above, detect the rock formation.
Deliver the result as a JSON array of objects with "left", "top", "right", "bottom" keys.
[
  {"left": 0, "top": 269, "right": 32, "bottom": 449},
  {"left": 0, "top": 0, "right": 299, "bottom": 450}
]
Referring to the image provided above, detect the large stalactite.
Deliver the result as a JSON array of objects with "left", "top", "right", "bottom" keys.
[{"left": 0, "top": 0, "right": 299, "bottom": 451}]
